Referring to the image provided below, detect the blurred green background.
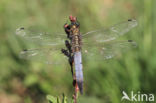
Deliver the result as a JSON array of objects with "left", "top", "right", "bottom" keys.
[{"left": 0, "top": 0, "right": 155, "bottom": 103}]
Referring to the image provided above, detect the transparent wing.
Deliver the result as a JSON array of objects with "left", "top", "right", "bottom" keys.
[
  {"left": 83, "top": 19, "right": 138, "bottom": 42},
  {"left": 15, "top": 27, "right": 67, "bottom": 46},
  {"left": 82, "top": 40, "right": 137, "bottom": 60},
  {"left": 15, "top": 27, "right": 68, "bottom": 64},
  {"left": 19, "top": 47, "right": 68, "bottom": 64}
]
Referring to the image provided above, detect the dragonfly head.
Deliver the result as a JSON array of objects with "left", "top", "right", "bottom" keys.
[
  {"left": 69, "top": 15, "right": 77, "bottom": 22},
  {"left": 64, "top": 15, "right": 80, "bottom": 38}
]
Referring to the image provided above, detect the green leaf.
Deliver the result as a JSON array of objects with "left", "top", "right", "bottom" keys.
[
  {"left": 46, "top": 94, "right": 69, "bottom": 103},
  {"left": 62, "top": 93, "right": 67, "bottom": 103},
  {"left": 57, "top": 96, "right": 61, "bottom": 103},
  {"left": 47, "top": 95, "right": 58, "bottom": 103}
]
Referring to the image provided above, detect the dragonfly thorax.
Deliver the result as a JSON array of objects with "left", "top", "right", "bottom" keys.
[
  {"left": 64, "top": 17, "right": 82, "bottom": 53},
  {"left": 70, "top": 23, "right": 82, "bottom": 52}
]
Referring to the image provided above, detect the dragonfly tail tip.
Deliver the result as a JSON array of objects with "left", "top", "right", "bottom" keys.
[{"left": 77, "top": 81, "right": 83, "bottom": 95}]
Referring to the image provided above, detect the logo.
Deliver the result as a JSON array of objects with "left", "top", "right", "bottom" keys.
[{"left": 121, "top": 91, "right": 154, "bottom": 102}]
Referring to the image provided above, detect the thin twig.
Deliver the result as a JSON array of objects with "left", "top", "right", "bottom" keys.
[{"left": 71, "top": 62, "right": 78, "bottom": 103}]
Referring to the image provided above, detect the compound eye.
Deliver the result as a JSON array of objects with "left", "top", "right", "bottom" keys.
[
  {"left": 69, "top": 15, "right": 73, "bottom": 21},
  {"left": 72, "top": 17, "right": 76, "bottom": 22},
  {"left": 69, "top": 15, "right": 77, "bottom": 22}
]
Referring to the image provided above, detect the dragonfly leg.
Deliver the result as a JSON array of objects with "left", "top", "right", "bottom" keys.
[
  {"left": 65, "top": 40, "right": 72, "bottom": 53},
  {"left": 61, "top": 49, "right": 70, "bottom": 57},
  {"left": 61, "top": 48, "right": 74, "bottom": 76},
  {"left": 69, "top": 55, "right": 74, "bottom": 76},
  {"left": 64, "top": 23, "right": 71, "bottom": 39}
]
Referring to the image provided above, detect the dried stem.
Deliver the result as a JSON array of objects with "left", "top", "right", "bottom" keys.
[{"left": 70, "top": 62, "right": 78, "bottom": 103}]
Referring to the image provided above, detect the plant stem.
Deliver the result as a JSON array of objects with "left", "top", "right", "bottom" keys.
[{"left": 71, "top": 61, "right": 78, "bottom": 103}]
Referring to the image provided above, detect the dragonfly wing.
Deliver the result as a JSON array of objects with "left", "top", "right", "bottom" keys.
[
  {"left": 19, "top": 47, "right": 68, "bottom": 64},
  {"left": 16, "top": 27, "right": 67, "bottom": 46},
  {"left": 82, "top": 40, "right": 137, "bottom": 60},
  {"left": 83, "top": 19, "right": 137, "bottom": 42},
  {"left": 16, "top": 27, "right": 69, "bottom": 64}
]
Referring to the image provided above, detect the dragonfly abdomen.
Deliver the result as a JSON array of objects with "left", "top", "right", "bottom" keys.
[{"left": 74, "top": 51, "right": 83, "bottom": 94}]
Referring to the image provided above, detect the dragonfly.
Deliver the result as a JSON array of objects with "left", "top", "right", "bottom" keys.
[{"left": 16, "top": 16, "right": 138, "bottom": 94}]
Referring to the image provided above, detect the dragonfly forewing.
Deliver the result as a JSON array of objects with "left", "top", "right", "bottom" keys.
[
  {"left": 16, "top": 27, "right": 66, "bottom": 46},
  {"left": 83, "top": 19, "right": 137, "bottom": 43}
]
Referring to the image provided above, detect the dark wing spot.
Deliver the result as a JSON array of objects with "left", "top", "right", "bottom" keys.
[
  {"left": 128, "top": 40, "right": 137, "bottom": 47},
  {"left": 128, "top": 40, "right": 133, "bottom": 42},
  {"left": 128, "top": 19, "right": 132, "bottom": 21},
  {"left": 23, "top": 49, "right": 28, "bottom": 51},
  {"left": 20, "top": 27, "right": 24, "bottom": 30}
]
